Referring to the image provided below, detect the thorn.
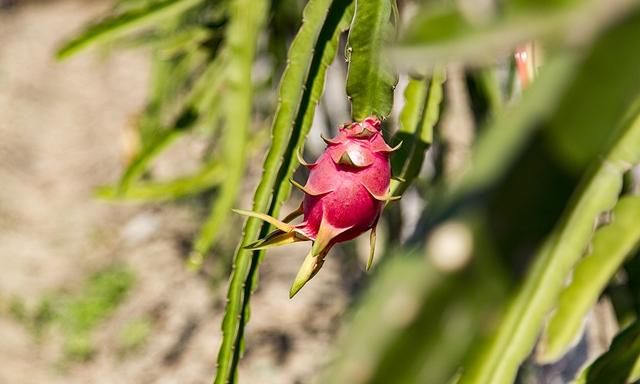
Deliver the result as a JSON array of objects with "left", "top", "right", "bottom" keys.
[
  {"left": 351, "top": 127, "right": 375, "bottom": 139},
  {"left": 232, "top": 209, "right": 294, "bottom": 233},
  {"left": 367, "top": 224, "right": 377, "bottom": 271},
  {"left": 296, "top": 150, "right": 316, "bottom": 168},
  {"left": 320, "top": 133, "right": 340, "bottom": 145},
  {"left": 243, "top": 230, "right": 305, "bottom": 250},
  {"left": 338, "top": 151, "right": 368, "bottom": 168},
  {"left": 338, "top": 151, "right": 355, "bottom": 166},
  {"left": 376, "top": 141, "right": 403, "bottom": 153},
  {"left": 289, "top": 178, "right": 332, "bottom": 196},
  {"left": 281, "top": 202, "right": 304, "bottom": 223},
  {"left": 360, "top": 183, "right": 402, "bottom": 202},
  {"left": 362, "top": 117, "right": 382, "bottom": 130},
  {"left": 335, "top": 149, "right": 372, "bottom": 168},
  {"left": 388, "top": 141, "right": 403, "bottom": 152}
]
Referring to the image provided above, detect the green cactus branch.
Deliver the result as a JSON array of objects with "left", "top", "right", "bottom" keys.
[
  {"left": 346, "top": 0, "right": 398, "bottom": 120},
  {"left": 540, "top": 194, "right": 640, "bottom": 362},
  {"left": 390, "top": 69, "right": 445, "bottom": 198}
]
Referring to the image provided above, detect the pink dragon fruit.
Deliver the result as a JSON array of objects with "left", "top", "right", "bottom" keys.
[{"left": 235, "top": 117, "right": 399, "bottom": 297}]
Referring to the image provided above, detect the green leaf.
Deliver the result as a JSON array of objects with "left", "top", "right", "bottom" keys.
[
  {"left": 540, "top": 194, "right": 640, "bottom": 362},
  {"left": 574, "top": 320, "right": 640, "bottom": 384},
  {"left": 346, "top": 0, "right": 398, "bottom": 120},
  {"left": 213, "top": 1, "right": 354, "bottom": 383},
  {"left": 56, "top": 0, "right": 205, "bottom": 59},
  {"left": 95, "top": 161, "right": 225, "bottom": 201},
  {"left": 458, "top": 13, "right": 640, "bottom": 379}
]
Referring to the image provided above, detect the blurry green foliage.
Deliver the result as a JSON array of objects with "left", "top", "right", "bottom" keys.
[
  {"left": 8, "top": 266, "right": 135, "bottom": 361},
  {"left": 346, "top": 0, "right": 397, "bottom": 120},
  {"left": 118, "top": 318, "right": 152, "bottom": 355}
]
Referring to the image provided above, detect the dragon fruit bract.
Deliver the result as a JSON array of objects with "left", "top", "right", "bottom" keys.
[{"left": 235, "top": 117, "right": 398, "bottom": 297}]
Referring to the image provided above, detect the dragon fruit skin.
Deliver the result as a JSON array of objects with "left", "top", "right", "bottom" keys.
[
  {"left": 235, "top": 117, "right": 398, "bottom": 297},
  {"left": 297, "top": 117, "right": 393, "bottom": 239}
]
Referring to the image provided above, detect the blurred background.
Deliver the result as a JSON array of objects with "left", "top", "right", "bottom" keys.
[{"left": 2, "top": 0, "right": 640, "bottom": 383}]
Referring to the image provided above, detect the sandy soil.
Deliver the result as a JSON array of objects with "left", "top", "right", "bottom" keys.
[{"left": 0, "top": 1, "right": 351, "bottom": 383}]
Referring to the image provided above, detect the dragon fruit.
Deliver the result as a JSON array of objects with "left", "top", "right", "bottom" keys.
[{"left": 235, "top": 117, "right": 399, "bottom": 297}]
